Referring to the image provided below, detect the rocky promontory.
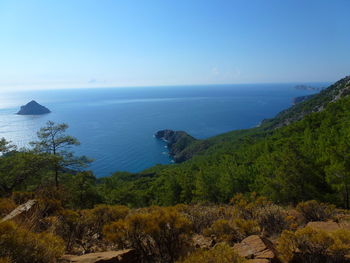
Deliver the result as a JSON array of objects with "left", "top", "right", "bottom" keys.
[
  {"left": 17, "top": 100, "right": 51, "bottom": 115},
  {"left": 155, "top": 129, "right": 197, "bottom": 162}
]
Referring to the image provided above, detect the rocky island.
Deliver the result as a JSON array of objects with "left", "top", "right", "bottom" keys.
[{"left": 17, "top": 100, "right": 51, "bottom": 115}]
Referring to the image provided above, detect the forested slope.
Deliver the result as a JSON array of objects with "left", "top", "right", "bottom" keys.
[
  {"left": 155, "top": 76, "right": 350, "bottom": 163},
  {"left": 98, "top": 76, "right": 350, "bottom": 208}
]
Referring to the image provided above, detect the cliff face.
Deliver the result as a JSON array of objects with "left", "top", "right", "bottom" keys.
[
  {"left": 17, "top": 101, "right": 51, "bottom": 115},
  {"left": 155, "top": 129, "right": 197, "bottom": 162}
]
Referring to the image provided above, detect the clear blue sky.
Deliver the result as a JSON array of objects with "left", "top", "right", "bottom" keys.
[{"left": 0, "top": 0, "right": 349, "bottom": 90}]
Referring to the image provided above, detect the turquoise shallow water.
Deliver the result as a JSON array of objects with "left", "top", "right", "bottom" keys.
[{"left": 0, "top": 83, "right": 325, "bottom": 177}]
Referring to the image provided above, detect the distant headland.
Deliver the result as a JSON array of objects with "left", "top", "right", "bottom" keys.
[
  {"left": 294, "top": 84, "right": 323, "bottom": 91},
  {"left": 17, "top": 100, "right": 51, "bottom": 115}
]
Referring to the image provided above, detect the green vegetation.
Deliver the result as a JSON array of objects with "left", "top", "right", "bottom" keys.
[
  {"left": 278, "top": 227, "right": 350, "bottom": 263},
  {"left": 177, "top": 243, "right": 247, "bottom": 263},
  {"left": 30, "top": 121, "right": 91, "bottom": 188},
  {"left": 0, "top": 76, "right": 350, "bottom": 262},
  {"left": 0, "top": 221, "right": 64, "bottom": 263},
  {"left": 94, "top": 76, "right": 350, "bottom": 208}
]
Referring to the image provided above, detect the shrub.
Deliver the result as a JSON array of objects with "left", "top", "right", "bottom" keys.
[
  {"left": 0, "top": 221, "right": 65, "bottom": 263},
  {"left": 175, "top": 204, "right": 232, "bottom": 233},
  {"left": 82, "top": 204, "right": 129, "bottom": 236},
  {"left": 255, "top": 204, "right": 289, "bottom": 236},
  {"left": 0, "top": 199, "right": 16, "bottom": 218},
  {"left": 296, "top": 200, "right": 336, "bottom": 223},
  {"left": 204, "top": 218, "right": 259, "bottom": 244},
  {"left": 230, "top": 193, "right": 289, "bottom": 236},
  {"left": 0, "top": 257, "right": 11, "bottom": 263},
  {"left": 48, "top": 205, "right": 129, "bottom": 253},
  {"left": 277, "top": 227, "right": 350, "bottom": 263},
  {"left": 11, "top": 191, "right": 35, "bottom": 205},
  {"left": 230, "top": 193, "right": 272, "bottom": 220},
  {"left": 54, "top": 209, "right": 81, "bottom": 251},
  {"left": 177, "top": 243, "right": 247, "bottom": 263},
  {"left": 104, "top": 206, "right": 192, "bottom": 262}
]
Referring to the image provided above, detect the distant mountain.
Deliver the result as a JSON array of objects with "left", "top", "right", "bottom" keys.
[{"left": 17, "top": 100, "right": 51, "bottom": 115}]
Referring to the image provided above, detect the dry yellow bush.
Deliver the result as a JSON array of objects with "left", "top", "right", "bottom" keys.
[
  {"left": 174, "top": 204, "right": 232, "bottom": 233},
  {"left": 0, "top": 221, "right": 65, "bottom": 263},
  {"left": 0, "top": 198, "right": 16, "bottom": 218},
  {"left": 104, "top": 206, "right": 192, "bottom": 262},
  {"left": 230, "top": 193, "right": 272, "bottom": 220},
  {"left": 82, "top": 204, "right": 129, "bottom": 234},
  {"left": 204, "top": 218, "right": 259, "bottom": 244},
  {"left": 277, "top": 227, "right": 350, "bottom": 263},
  {"left": 296, "top": 200, "right": 336, "bottom": 223},
  {"left": 47, "top": 205, "right": 129, "bottom": 252},
  {"left": 11, "top": 191, "right": 35, "bottom": 205},
  {"left": 254, "top": 204, "right": 289, "bottom": 236},
  {"left": 230, "top": 193, "right": 289, "bottom": 236},
  {"left": 0, "top": 257, "right": 11, "bottom": 263},
  {"left": 177, "top": 243, "right": 247, "bottom": 263}
]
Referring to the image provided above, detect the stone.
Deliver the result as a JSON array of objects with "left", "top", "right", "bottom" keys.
[
  {"left": 233, "top": 235, "right": 280, "bottom": 263},
  {"left": 247, "top": 260, "right": 270, "bottom": 263},
  {"left": 192, "top": 234, "right": 214, "bottom": 249},
  {"left": 1, "top": 199, "right": 37, "bottom": 222},
  {"left": 60, "top": 249, "right": 136, "bottom": 263}
]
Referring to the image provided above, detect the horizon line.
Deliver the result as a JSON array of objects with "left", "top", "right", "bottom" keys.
[{"left": 0, "top": 79, "right": 336, "bottom": 92}]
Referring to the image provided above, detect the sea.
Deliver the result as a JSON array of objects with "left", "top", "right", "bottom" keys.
[{"left": 0, "top": 83, "right": 327, "bottom": 177}]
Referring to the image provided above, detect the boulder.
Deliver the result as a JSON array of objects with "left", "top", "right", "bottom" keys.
[
  {"left": 247, "top": 260, "right": 270, "bottom": 263},
  {"left": 1, "top": 199, "right": 37, "bottom": 222},
  {"left": 233, "top": 235, "right": 280, "bottom": 263},
  {"left": 60, "top": 249, "right": 136, "bottom": 263},
  {"left": 192, "top": 234, "right": 214, "bottom": 249}
]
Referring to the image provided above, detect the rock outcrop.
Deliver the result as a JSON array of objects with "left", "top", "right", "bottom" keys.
[
  {"left": 192, "top": 234, "right": 214, "bottom": 249},
  {"left": 155, "top": 129, "right": 196, "bottom": 162},
  {"left": 17, "top": 100, "right": 51, "bottom": 115},
  {"left": 233, "top": 235, "right": 280, "bottom": 263},
  {"left": 60, "top": 249, "right": 137, "bottom": 263},
  {"left": 1, "top": 199, "right": 37, "bottom": 222}
]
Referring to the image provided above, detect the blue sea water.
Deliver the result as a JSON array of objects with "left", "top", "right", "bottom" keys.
[{"left": 0, "top": 83, "right": 326, "bottom": 177}]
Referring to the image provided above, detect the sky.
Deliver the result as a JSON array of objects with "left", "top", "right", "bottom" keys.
[{"left": 0, "top": 0, "right": 349, "bottom": 90}]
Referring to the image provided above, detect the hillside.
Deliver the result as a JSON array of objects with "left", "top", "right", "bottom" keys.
[
  {"left": 1, "top": 76, "right": 350, "bottom": 263},
  {"left": 261, "top": 76, "right": 350, "bottom": 128},
  {"left": 152, "top": 76, "right": 350, "bottom": 164},
  {"left": 98, "top": 75, "right": 350, "bottom": 208}
]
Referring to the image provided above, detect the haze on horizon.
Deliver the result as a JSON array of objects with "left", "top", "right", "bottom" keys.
[{"left": 0, "top": 0, "right": 349, "bottom": 91}]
